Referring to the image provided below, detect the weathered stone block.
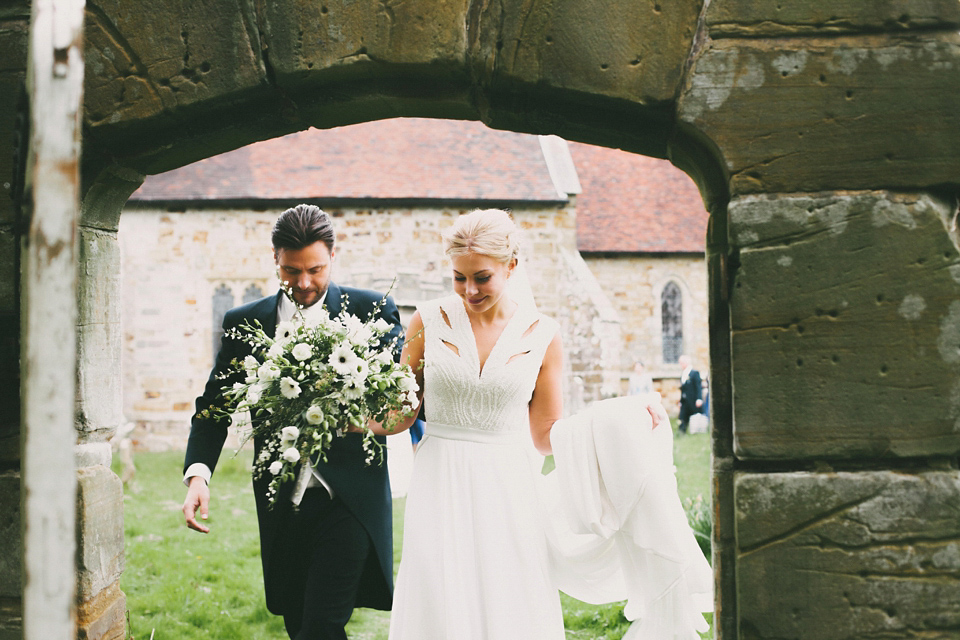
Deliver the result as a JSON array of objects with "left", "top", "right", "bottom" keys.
[
  {"left": 729, "top": 192, "right": 960, "bottom": 459},
  {"left": 76, "top": 466, "right": 124, "bottom": 600},
  {"left": 80, "top": 164, "right": 145, "bottom": 232},
  {"left": 77, "top": 227, "right": 123, "bottom": 438},
  {"left": 0, "top": 473, "right": 20, "bottom": 599},
  {"left": 84, "top": 0, "right": 266, "bottom": 129},
  {"left": 264, "top": 0, "right": 469, "bottom": 80},
  {"left": 680, "top": 37, "right": 960, "bottom": 195},
  {"left": 736, "top": 470, "right": 960, "bottom": 639},
  {"left": 0, "top": 21, "right": 28, "bottom": 228},
  {"left": 76, "top": 582, "right": 125, "bottom": 640},
  {"left": 78, "top": 227, "right": 121, "bottom": 326},
  {"left": 0, "top": 596, "right": 21, "bottom": 640},
  {"left": 474, "top": 0, "right": 702, "bottom": 104},
  {"left": 707, "top": 0, "right": 960, "bottom": 37},
  {"left": 0, "top": 229, "right": 18, "bottom": 450}
]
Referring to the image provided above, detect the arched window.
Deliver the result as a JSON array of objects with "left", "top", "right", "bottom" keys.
[
  {"left": 243, "top": 283, "right": 263, "bottom": 304},
  {"left": 661, "top": 281, "right": 683, "bottom": 364},
  {"left": 212, "top": 284, "right": 234, "bottom": 357}
]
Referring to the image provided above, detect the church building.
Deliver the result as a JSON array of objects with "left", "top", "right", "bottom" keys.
[{"left": 119, "top": 118, "right": 708, "bottom": 449}]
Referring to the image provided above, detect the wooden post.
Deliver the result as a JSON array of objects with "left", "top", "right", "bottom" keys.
[{"left": 21, "top": 0, "right": 85, "bottom": 638}]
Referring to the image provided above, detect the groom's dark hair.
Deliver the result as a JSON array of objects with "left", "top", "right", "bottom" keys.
[{"left": 272, "top": 204, "right": 335, "bottom": 252}]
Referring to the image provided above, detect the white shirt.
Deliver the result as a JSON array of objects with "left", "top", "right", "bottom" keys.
[{"left": 184, "top": 290, "right": 335, "bottom": 502}]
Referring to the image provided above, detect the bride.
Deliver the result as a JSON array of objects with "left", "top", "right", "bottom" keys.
[{"left": 374, "top": 208, "right": 712, "bottom": 639}]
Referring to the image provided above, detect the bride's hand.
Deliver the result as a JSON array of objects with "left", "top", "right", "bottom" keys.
[
  {"left": 646, "top": 404, "right": 662, "bottom": 429},
  {"left": 639, "top": 393, "right": 669, "bottom": 430}
]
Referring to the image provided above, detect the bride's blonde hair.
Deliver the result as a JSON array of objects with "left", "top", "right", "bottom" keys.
[{"left": 443, "top": 209, "right": 520, "bottom": 264}]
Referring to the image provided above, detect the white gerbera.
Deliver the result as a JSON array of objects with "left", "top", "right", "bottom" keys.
[
  {"left": 329, "top": 343, "right": 360, "bottom": 375},
  {"left": 292, "top": 342, "right": 313, "bottom": 362},
  {"left": 281, "top": 447, "right": 300, "bottom": 463},
  {"left": 305, "top": 404, "right": 325, "bottom": 425},
  {"left": 275, "top": 321, "right": 297, "bottom": 342},
  {"left": 268, "top": 460, "right": 283, "bottom": 475},
  {"left": 349, "top": 358, "right": 369, "bottom": 380},
  {"left": 280, "top": 426, "right": 300, "bottom": 442},
  {"left": 341, "top": 376, "right": 366, "bottom": 401},
  {"left": 258, "top": 362, "right": 281, "bottom": 382},
  {"left": 280, "top": 376, "right": 302, "bottom": 399}
]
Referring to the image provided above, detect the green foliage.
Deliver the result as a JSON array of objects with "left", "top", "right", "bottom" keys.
[
  {"left": 684, "top": 494, "right": 713, "bottom": 563},
  {"left": 116, "top": 426, "right": 713, "bottom": 640}
]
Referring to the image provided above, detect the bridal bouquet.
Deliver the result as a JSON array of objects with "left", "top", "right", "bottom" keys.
[{"left": 205, "top": 293, "right": 418, "bottom": 504}]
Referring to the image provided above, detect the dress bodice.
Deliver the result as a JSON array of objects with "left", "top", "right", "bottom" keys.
[{"left": 417, "top": 295, "right": 559, "bottom": 436}]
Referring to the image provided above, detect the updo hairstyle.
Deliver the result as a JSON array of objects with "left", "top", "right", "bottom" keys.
[{"left": 442, "top": 209, "right": 520, "bottom": 264}]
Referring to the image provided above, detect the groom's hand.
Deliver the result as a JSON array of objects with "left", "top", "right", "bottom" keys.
[{"left": 183, "top": 476, "right": 211, "bottom": 533}]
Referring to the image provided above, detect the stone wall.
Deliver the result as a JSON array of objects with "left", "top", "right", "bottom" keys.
[
  {"left": 4, "top": 0, "right": 959, "bottom": 637},
  {"left": 119, "top": 201, "right": 624, "bottom": 447},
  {"left": 0, "top": 10, "right": 26, "bottom": 636},
  {"left": 584, "top": 253, "right": 709, "bottom": 405}
]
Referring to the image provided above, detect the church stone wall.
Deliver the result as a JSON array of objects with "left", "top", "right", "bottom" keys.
[{"left": 584, "top": 254, "right": 709, "bottom": 405}]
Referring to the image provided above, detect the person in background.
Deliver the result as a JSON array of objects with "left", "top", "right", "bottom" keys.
[
  {"left": 677, "top": 354, "right": 703, "bottom": 435},
  {"left": 627, "top": 359, "right": 654, "bottom": 396}
]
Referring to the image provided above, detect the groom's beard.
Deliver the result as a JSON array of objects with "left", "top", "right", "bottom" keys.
[{"left": 292, "top": 285, "right": 326, "bottom": 308}]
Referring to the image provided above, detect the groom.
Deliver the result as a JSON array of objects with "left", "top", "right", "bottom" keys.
[{"left": 182, "top": 204, "right": 402, "bottom": 639}]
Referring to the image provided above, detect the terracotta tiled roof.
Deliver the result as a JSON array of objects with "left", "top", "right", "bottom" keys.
[
  {"left": 570, "top": 142, "right": 708, "bottom": 253},
  {"left": 132, "top": 118, "right": 564, "bottom": 203}
]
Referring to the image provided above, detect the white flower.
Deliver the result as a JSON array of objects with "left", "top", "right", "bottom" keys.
[
  {"left": 329, "top": 343, "right": 361, "bottom": 375},
  {"left": 267, "top": 342, "right": 285, "bottom": 359},
  {"left": 292, "top": 342, "right": 313, "bottom": 362},
  {"left": 375, "top": 349, "right": 393, "bottom": 365},
  {"left": 305, "top": 405, "right": 325, "bottom": 425},
  {"left": 342, "top": 376, "right": 365, "bottom": 401},
  {"left": 243, "top": 355, "right": 260, "bottom": 371},
  {"left": 246, "top": 384, "right": 263, "bottom": 405},
  {"left": 349, "top": 358, "right": 369, "bottom": 380},
  {"left": 396, "top": 372, "right": 419, "bottom": 393},
  {"left": 371, "top": 317, "right": 392, "bottom": 333},
  {"left": 405, "top": 390, "right": 419, "bottom": 407},
  {"left": 275, "top": 321, "right": 297, "bottom": 342},
  {"left": 282, "top": 447, "right": 300, "bottom": 463},
  {"left": 280, "top": 377, "right": 302, "bottom": 399},
  {"left": 281, "top": 426, "right": 300, "bottom": 442},
  {"left": 268, "top": 460, "right": 283, "bottom": 475},
  {"left": 343, "top": 314, "right": 374, "bottom": 347},
  {"left": 258, "top": 362, "right": 281, "bottom": 382}
]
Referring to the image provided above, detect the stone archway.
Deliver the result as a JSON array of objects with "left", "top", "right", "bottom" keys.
[{"left": 4, "top": 1, "right": 960, "bottom": 638}]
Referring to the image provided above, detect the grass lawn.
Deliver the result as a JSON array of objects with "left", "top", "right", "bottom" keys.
[{"left": 117, "top": 422, "right": 712, "bottom": 639}]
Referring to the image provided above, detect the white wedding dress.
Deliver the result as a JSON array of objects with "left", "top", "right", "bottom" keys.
[{"left": 388, "top": 295, "right": 712, "bottom": 640}]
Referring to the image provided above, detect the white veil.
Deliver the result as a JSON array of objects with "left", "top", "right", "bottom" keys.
[{"left": 507, "top": 254, "right": 538, "bottom": 312}]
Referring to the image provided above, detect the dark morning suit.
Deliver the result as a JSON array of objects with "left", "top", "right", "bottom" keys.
[
  {"left": 183, "top": 282, "right": 402, "bottom": 639},
  {"left": 678, "top": 368, "right": 702, "bottom": 434}
]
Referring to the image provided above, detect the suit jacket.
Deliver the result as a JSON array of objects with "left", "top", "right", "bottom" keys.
[
  {"left": 679, "top": 368, "right": 702, "bottom": 418},
  {"left": 183, "top": 282, "right": 403, "bottom": 614}
]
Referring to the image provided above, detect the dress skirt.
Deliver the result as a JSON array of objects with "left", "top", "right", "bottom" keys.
[{"left": 388, "top": 423, "right": 565, "bottom": 640}]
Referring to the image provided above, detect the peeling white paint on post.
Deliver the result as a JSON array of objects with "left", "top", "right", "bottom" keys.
[{"left": 22, "top": 0, "right": 85, "bottom": 638}]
